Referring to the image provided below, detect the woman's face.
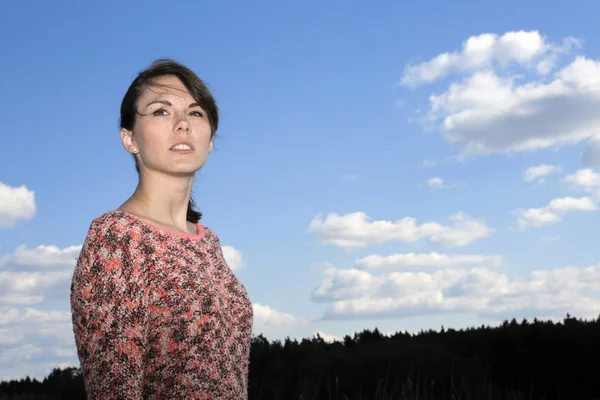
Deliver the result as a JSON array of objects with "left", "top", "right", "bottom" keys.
[{"left": 121, "top": 75, "right": 213, "bottom": 178}]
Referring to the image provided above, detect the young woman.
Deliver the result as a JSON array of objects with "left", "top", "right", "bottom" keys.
[{"left": 70, "top": 59, "right": 253, "bottom": 399}]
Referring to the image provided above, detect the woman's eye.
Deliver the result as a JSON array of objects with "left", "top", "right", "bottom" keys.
[
  {"left": 153, "top": 108, "right": 168, "bottom": 116},
  {"left": 190, "top": 110, "right": 204, "bottom": 117}
]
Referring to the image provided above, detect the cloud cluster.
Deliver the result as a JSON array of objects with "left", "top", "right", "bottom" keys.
[
  {"left": 401, "top": 31, "right": 577, "bottom": 87},
  {"left": 0, "top": 306, "right": 76, "bottom": 381},
  {"left": 312, "top": 261, "right": 600, "bottom": 322},
  {"left": 309, "top": 163, "right": 600, "bottom": 324},
  {"left": 523, "top": 164, "right": 562, "bottom": 183},
  {"left": 0, "top": 260, "right": 78, "bottom": 380},
  {"left": 308, "top": 211, "right": 493, "bottom": 249},
  {"left": 0, "top": 182, "right": 36, "bottom": 228},
  {"left": 402, "top": 30, "right": 600, "bottom": 162},
  {"left": 512, "top": 167, "right": 600, "bottom": 230},
  {"left": 355, "top": 252, "right": 502, "bottom": 270},
  {"left": 425, "top": 177, "right": 463, "bottom": 190},
  {"left": 514, "top": 195, "right": 596, "bottom": 230},
  {"left": 252, "top": 304, "right": 305, "bottom": 328},
  {"left": 561, "top": 168, "right": 600, "bottom": 191}
]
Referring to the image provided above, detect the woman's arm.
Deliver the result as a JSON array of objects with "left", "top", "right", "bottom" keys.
[{"left": 70, "top": 220, "right": 146, "bottom": 399}]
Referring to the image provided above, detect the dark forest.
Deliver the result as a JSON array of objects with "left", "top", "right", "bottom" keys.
[{"left": 1, "top": 314, "right": 598, "bottom": 399}]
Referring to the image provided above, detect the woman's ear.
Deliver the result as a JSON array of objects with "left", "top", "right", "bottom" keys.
[
  {"left": 121, "top": 128, "right": 138, "bottom": 154},
  {"left": 208, "top": 139, "right": 213, "bottom": 154}
]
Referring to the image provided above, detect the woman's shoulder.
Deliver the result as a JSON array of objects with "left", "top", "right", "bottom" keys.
[
  {"left": 84, "top": 209, "right": 143, "bottom": 242},
  {"left": 76, "top": 210, "right": 143, "bottom": 267},
  {"left": 199, "top": 223, "right": 221, "bottom": 244}
]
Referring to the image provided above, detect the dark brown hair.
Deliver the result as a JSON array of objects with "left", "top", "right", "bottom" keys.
[{"left": 119, "top": 58, "right": 219, "bottom": 223}]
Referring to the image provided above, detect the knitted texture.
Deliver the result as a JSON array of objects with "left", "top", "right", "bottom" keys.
[{"left": 70, "top": 210, "right": 253, "bottom": 399}]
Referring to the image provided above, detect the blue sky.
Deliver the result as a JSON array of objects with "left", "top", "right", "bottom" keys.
[{"left": 2, "top": 0, "right": 600, "bottom": 380}]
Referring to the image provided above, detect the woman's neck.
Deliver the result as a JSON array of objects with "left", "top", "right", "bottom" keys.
[{"left": 120, "top": 172, "right": 196, "bottom": 234}]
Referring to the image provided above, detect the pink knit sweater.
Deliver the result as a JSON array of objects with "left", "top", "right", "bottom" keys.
[{"left": 70, "top": 210, "right": 253, "bottom": 399}]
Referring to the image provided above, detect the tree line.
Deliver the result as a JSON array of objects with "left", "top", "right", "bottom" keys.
[{"left": 1, "top": 313, "right": 598, "bottom": 399}]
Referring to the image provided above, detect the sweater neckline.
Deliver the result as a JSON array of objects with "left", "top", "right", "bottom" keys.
[{"left": 111, "top": 209, "right": 205, "bottom": 239}]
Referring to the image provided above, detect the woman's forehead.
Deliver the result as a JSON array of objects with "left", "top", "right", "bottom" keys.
[{"left": 141, "top": 80, "right": 194, "bottom": 103}]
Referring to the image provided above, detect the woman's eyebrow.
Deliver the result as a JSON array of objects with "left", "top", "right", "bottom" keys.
[
  {"left": 146, "top": 100, "right": 201, "bottom": 108},
  {"left": 146, "top": 100, "right": 171, "bottom": 108}
]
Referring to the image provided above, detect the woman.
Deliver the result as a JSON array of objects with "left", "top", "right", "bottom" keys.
[{"left": 70, "top": 59, "right": 253, "bottom": 399}]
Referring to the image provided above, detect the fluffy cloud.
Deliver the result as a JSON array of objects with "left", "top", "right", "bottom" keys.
[
  {"left": 0, "top": 270, "right": 71, "bottom": 305},
  {"left": 0, "top": 307, "right": 76, "bottom": 381},
  {"left": 561, "top": 168, "right": 600, "bottom": 191},
  {"left": 312, "top": 263, "right": 600, "bottom": 321},
  {"left": 514, "top": 196, "right": 596, "bottom": 229},
  {"left": 401, "top": 31, "right": 600, "bottom": 160},
  {"left": 426, "top": 177, "right": 462, "bottom": 189},
  {"left": 428, "top": 177, "right": 444, "bottom": 189},
  {"left": 400, "top": 31, "right": 570, "bottom": 87},
  {"left": 0, "top": 241, "right": 81, "bottom": 305},
  {"left": 355, "top": 252, "right": 502, "bottom": 270},
  {"left": 307, "top": 211, "right": 493, "bottom": 249},
  {"left": 0, "top": 244, "right": 81, "bottom": 268},
  {"left": 252, "top": 304, "right": 302, "bottom": 327},
  {"left": 0, "top": 182, "right": 36, "bottom": 228},
  {"left": 0, "top": 243, "right": 79, "bottom": 306},
  {"left": 221, "top": 245, "right": 245, "bottom": 270},
  {"left": 0, "top": 307, "right": 71, "bottom": 326},
  {"left": 0, "top": 242, "right": 86, "bottom": 380},
  {"left": 523, "top": 164, "right": 562, "bottom": 182}
]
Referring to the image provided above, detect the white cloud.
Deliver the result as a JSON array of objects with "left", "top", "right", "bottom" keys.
[
  {"left": 307, "top": 211, "right": 493, "bottom": 249},
  {"left": 0, "top": 307, "right": 71, "bottom": 326},
  {"left": 252, "top": 303, "right": 304, "bottom": 330},
  {"left": 0, "top": 244, "right": 81, "bottom": 268},
  {"left": 355, "top": 252, "right": 502, "bottom": 270},
  {"left": 0, "top": 182, "right": 36, "bottom": 228},
  {"left": 426, "top": 177, "right": 462, "bottom": 189},
  {"left": 428, "top": 212, "right": 494, "bottom": 247},
  {"left": 422, "top": 159, "right": 437, "bottom": 168},
  {"left": 0, "top": 307, "right": 77, "bottom": 381},
  {"left": 312, "top": 267, "right": 380, "bottom": 303},
  {"left": 50, "top": 346, "right": 76, "bottom": 358},
  {"left": 400, "top": 31, "right": 578, "bottom": 87},
  {"left": 523, "top": 164, "right": 562, "bottom": 182},
  {"left": 0, "top": 328, "right": 24, "bottom": 345},
  {"left": 0, "top": 243, "right": 79, "bottom": 308},
  {"left": 312, "top": 263, "right": 600, "bottom": 321},
  {"left": 0, "top": 270, "right": 71, "bottom": 305},
  {"left": 401, "top": 31, "right": 600, "bottom": 160},
  {"left": 0, "top": 344, "right": 43, "bottom": 364},
  {"left": 0, "top": 252, "right": 81, "bottom": 380},
  {"left": 561, "top": 168, "right": 600, "bottom": 191},
  {"left": 428, "top": 177, "right": 444, "bottom": 189},
  {"left": 0, "top": 293, "right": 44, "bottom": 306},
  {"left": 221, "top": 245, "right": 245, "bottom": 270},
  {"left": 514, "top": 196, "right": 596, "bottom": 229}
]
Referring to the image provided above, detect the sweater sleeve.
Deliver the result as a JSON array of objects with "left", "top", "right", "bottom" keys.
[{"left": 70, "top": 219, "right": 146, "bottom": 399}]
